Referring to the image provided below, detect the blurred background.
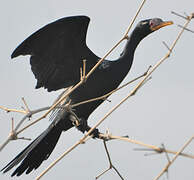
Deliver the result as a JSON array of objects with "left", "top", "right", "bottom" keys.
[{"left": 0, "top": 0, "right": 194, "bottom": 179}]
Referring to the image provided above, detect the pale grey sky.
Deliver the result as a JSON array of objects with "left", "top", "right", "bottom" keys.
[{"left": 0, "top": 0, "right": 194, "bottom": 180}]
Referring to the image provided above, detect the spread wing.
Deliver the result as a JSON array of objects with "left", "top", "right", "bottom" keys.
[{"left": 11, "top": 16, "right": 99, "bottom": 91}]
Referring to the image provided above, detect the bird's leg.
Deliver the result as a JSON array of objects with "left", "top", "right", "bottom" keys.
[
  {"left": 84, "top": 125, "right": 100, "bottom": 139},
  {"left": 69, "top": 114, "right": 100, "bottom": 138}
]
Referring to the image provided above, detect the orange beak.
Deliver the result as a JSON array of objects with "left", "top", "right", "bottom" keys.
[{"left": 151, "top": 21, "right": 173, "bottom": 31}]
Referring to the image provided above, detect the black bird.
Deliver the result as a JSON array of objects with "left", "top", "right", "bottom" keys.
[{"left": 1, "top": 16, "right": 172, "bottom": 176}]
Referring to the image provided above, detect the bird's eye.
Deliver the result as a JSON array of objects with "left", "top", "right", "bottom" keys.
[
  {"left": 149, "top": 18, "right": 162, "bottom": 28},
  {"left": 149, "top": 21, "right": 154, "bottom": 27}
]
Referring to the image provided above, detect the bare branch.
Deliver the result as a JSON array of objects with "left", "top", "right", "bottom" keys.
[
  {"left": 162, "top": 41, "right": 171, "bottom": 52},
  {"left": 171, "top": 11, "right": 188, "bottom": 20},
  {"left": 124, "top": 0, "right": 147, "bottom": 36},
  {"left": 72, "top": 67, "right": 150, "bottom": 108},
  {"left": 161, "top": 143, "right": 171, "bottom": 163},
  {"left": 0, "top": 106, "right": 50, "bottom": 151},
  {"left": 154, "top": 136, "right": 194, "bottom": 180},
  {"left": 21, "top": 97, "right": 30, "bottom": 113},
  {"left": 0, "top": 105, "right": 27, "bottom": 114},
  {"left": 161, "top": 143, "right": 170, "bottom": 179},
  {"left": 96, "top": 140, "right": 124, "bottom": 180},
  {"left": 82, "top": 59, "right": 87, "bottom": 82},
  {"left": 177, "top": 24, "right": 194, "bottom": 33},
  {"left": 99, "top": 134, "right": 194, "bottom": 159}
]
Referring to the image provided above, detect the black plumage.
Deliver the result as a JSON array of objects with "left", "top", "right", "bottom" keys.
[{"left": 1, "top": 16, "right": 172, "bottom": 176}]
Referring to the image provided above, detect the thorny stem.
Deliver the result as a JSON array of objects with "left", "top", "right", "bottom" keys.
[{"left": 36, "top": 12, "right": 194, "bottom": 180}]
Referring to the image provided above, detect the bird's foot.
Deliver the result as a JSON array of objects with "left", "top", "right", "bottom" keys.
[
  {"left": 77, "top": 120, "right": 100, "bottom": 139},
  {"left": 69, "top": 114, "right": 86, "bottom": 132},
  {"left": 69, "top": 114, "right": 100, "bottom": 138},
  {"left": 76, "top": 119, "right": 88, "bottom": 133},
  {"left": 89, "top": 128, "right": 100, "bottom": 139}
]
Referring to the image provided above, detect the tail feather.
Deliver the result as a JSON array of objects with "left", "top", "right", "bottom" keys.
[
  {"left": 1, "top": 93, "right": 74, "bottom": 176},
  {"left": 1, "top": 124, "right": 62, "bottom": 176},
  {"left": 1, "top": 112, "right": 73, "bottom": 176}
]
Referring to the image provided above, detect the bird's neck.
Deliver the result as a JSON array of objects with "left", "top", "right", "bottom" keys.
[
  {"left": 113, "top": 30, "right": 148, "bottom": 82},
  {"left": 120, "top": 31, "right": 145, "bottom": 66}
]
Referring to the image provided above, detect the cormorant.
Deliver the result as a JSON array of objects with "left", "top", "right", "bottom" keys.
[{"left": 1, "top": 16, "right": 173, "bottom": 176}]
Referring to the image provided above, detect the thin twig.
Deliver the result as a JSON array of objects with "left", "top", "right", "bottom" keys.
[
  {"left": 161, "top": 143, "right": 171, "bottom": 163},
  {"left": 131, "top": 12, "right": 194, "bottom": 96},
  {"left": 124, "top": 0, "right": 147, "bottom": 36},
  {"left": 162, "top": 41, "right": 171, "bottom": 52},
  {"left": 21, "top": 97, "right": 30, "bottom": 113},
  {"left": 86, "top": 0, "right": 147, "bottom": 80},
  {"left": 80, "top": 67, "right": 83, "bottom": 81},
  {"left": 96, "top": 140, "right": 124, "bottom": 180},
  {"left": 17, "top": 137, "right": 31, "bottom": 141},
  {"left": 171, "top": 11, "right": 188, "bottom": 20},
  {"left": 177, "top": 25, "right": 194, "bottom": 33},
  {"left": 96, "top": 167, "right": 110, "bottom": 179},
  {"left": 0, "top": 106, "right": 50, "bottom": 151},
  {"left": 154, "top": 136, "right": 194, "bottom": 180},
  {"left": 82, "top": 59, "right": 87, "bottom": 82},
  {"left": 99, "top": 134, "right": 194, "bottom": 159},
  {"left": 72, "top": 67, "right": 150, "bottom": 108},
  {"left": 0, "top": 105, "right": 27, "bottom": 114},
  {"left": 80, "top": 59, "right": 87, "bottom": 82},
  {"left": 161, "top": 143, "right": 170, "bottom": 179}
]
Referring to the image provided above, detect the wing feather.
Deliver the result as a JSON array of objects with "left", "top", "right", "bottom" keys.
[{"left": 11, "top": 16, "right": 99, "bottom": 91}]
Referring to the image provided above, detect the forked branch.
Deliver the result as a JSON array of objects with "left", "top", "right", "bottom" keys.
[
  {"left": 96, "top": 140, "right": 124, "bottom": 180},
  {"left": 99, "top": 133, "right": 194, "bottom": 159},
  {"left": 0, "top": 67, "right": 148, "bottom": 151},
  {"left": 154, "top": 136, "right": 194, "bottom": 180}
]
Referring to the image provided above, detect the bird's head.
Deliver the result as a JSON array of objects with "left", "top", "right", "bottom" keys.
[{"left": 133, "top": 18, "right": 173, "bottom": 38}]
